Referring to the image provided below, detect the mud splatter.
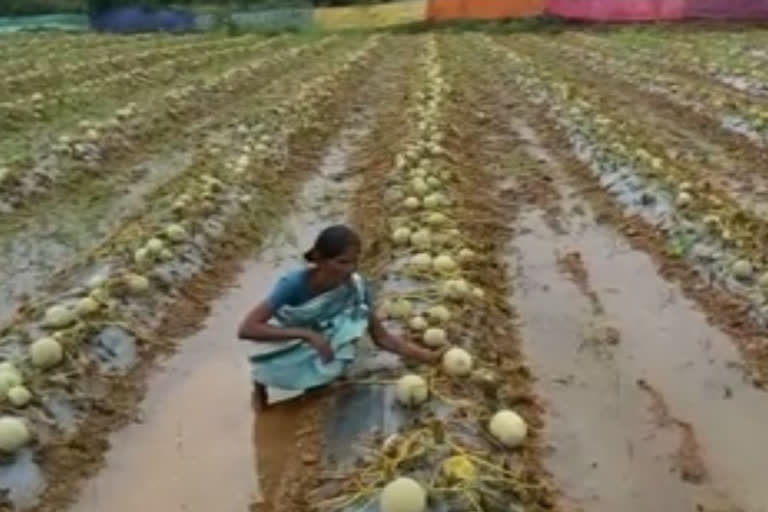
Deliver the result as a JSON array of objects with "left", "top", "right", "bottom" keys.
[
  {"left": 557, "top": 250, "right": 604, "bottom": 315},
  {"left": 636, "top": 378, "right": 709, "bottom": 484}
]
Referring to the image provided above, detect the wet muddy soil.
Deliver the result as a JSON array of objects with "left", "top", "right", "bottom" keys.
[
  {"left": 509, "top": 171, "right": 768, "bottom": 512},
  {"left": 68, "top": 297, "right": 258, "bottom": 512}
]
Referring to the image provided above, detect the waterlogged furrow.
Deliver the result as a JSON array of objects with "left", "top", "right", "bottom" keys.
[
  {"left": 516, "top": 34, "right": 768, "bottom": 146},
  {"left": 0, "top": 35, "right": 384, "bottom": 512},
  {"left": 0, "top": 36, "right": 341, "bottom": 212}
]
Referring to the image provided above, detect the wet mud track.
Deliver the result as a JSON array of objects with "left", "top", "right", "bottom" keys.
[{"left": 512, "top": 206, "right": 768, "bottom": 512}]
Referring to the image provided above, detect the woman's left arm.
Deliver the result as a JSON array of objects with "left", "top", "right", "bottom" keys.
[{"left": 368, "top": 312, "right": 442, "bottom": 364}]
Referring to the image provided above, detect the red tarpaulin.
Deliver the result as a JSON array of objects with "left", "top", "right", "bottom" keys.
[
  {"left": 546, "top": 0, "right": 686, "bottom": 20},
  {"left": 428, "top": 0, "right": 768, "bottom": 22},
  {"left": 683, "top": 0, "right": 768, "bottom": 19}
]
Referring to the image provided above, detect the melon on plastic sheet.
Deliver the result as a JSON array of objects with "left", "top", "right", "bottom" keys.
[
  {"left": 126, "top": 273, "right": 150, "bottom": 294},
  {"left": 427, "top": 305, "right": 451, "bottom": 324},
  {"left": 7, "top": 386, "right": 32, "bottom": 407},
  {"left": 0, "top": 416, "right": 31, "bottom": 454},
  {"left": 676, "top": 191, "right": 692, "bottom": 208},
  {"left": 442, "top": 347, "right": 473, "bottom": 377},
  {"left": 441, "top": 279, "right": 469, "bottom": 300},
  {"left": 76, "top": 297, "right": 100, "bottom": 316},
  {"left": 410, "top": 177, "right": 429, "bottom": 196},
  {"left": 489, "top": 410, "right": 528, "bottom": 448},
  {"left": 134, "top": 247, "right": 151, "bottom": 266},
  {"left": 390, "top": 299, "right": 412, "bottom": 320},
  {"left": 410, "top": 229, "right": 431, "bottom": 250},
  {"left": 44, "top": 305, "right": 76, "bottom": 329},
  {"left": 425, "top": 212, "right": 447, "bottom": 227},
  {"left": 392, "top": 227, "right": 411, "bottom": 245},
  {"left": 422, "top": 328, "right": 447, "bottom": 347},
  {"left": 404, "top": 197, "right": 420, "bottom": 210},
  {"left": 87, "top": 274, "right": 107, "bottom": 290},
  {"left": 409, "top": 253, "right": 433, "bottom": 272},
  {"left": 0, "top": 365, "right": 22, "bottom": 395},
  {"left": 395, "top": 374, "right": 429, "bottom": 406},
  {"left": 164, "top": 223, "right": 188, "bottom": 243},
  {"left": 379, "top": 477, "right": 427, "bottom": 512},
  {"left": 732, "top": 259, "right": 754, "bottom": 282},
  {"left": 458, "top": 248, "right": 476, "bottom": 263},
  {"left": 432, "top": 254, "right": 457, "bottom": 274},
  {"left": 408, "top": 316, "right": 428, "bottom": 331},
  {"left": 30, "top": 337, "right": 64, "bottom": 369},
  {"left": 146, "top": 238, "right": 165, "bottom": 254}
]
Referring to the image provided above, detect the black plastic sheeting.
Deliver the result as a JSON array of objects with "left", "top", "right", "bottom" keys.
[{"left": 320, "top": 382, "right": 463, "bottom": 512}]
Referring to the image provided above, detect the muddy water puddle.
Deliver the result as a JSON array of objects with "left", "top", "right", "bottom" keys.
[
  {"left": 510, "top": 203, "right": 768, "bottom": 512},
  {"left": 0, "top": 149, "right": 196, "bottom": 324},
  {"left": 67, "top": 117, "right": 371, "bottom": 512}
]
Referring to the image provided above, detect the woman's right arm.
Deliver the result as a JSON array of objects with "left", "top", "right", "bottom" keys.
[
  {"left": 238, "top": 302, "right": 335, "bottom": 362},
  {"left": 238, "top": 301, "right": 312, "bottom": 341}
]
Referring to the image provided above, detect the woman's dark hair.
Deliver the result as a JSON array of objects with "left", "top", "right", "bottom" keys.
[{"left": 304, "top": 225, "right": 361, "bottom": 263}]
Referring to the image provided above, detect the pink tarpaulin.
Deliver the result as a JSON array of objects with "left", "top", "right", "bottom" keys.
[
  {"left": 546, "top": 0, "right": 686, "bottom": 20},
  {"left": 683, "top": 0, "right": 768, "bottom": 19}
]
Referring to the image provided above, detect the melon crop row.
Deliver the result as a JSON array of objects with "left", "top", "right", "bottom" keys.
[
  {"left": 1, "top": 33, "right": 266, "bottom": 100},
  {"left": 523, "top": 35, "right": 768, "bottom": 141},
  {"left": 0, "top": 35, "right": 280, "bottom": 133},
  {"left": 479, "top": 36, "right": 768, "bottom": 321},
  {"left": 0, "top": 32, "right": 181, "bottom": 71},
  {"left": 0, "top": 36, "right": 342, "bottom": 211}
]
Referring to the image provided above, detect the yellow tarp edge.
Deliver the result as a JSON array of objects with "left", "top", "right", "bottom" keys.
[{"left": 313, "top": 0, "right": 427, "bottom": 29}]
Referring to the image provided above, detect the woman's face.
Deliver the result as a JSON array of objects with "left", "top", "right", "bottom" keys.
[{"left": 317, "top": 244, "right": 359, "bottom": 285}]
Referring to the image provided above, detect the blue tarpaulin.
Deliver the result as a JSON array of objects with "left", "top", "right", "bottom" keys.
[{"left": 89, "top": 6, "right": 196, "bottom": 33}]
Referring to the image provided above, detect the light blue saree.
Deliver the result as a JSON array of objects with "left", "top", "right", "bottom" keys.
[{"left": 247, "top": 273, "right": 370, "bottom": 391}]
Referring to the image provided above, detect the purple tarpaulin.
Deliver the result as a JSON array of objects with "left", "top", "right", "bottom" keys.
[
  {"left": 683, "top": 0, "right": 768, "bottom": 19},
  {"left": 546, "top": 0, "right": 685, "bottom": 21}
]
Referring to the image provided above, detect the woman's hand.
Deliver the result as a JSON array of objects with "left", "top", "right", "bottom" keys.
[
  {"left": 384, "top": 333, "right": 445, "bottom": 365},
  {"left": 410, "top": 343, "right": 446, "bottom": 365},
  {"left": 368, "top": 311, "right": 448, "bottom": 365},
  {"left": 303, "top": 331, "right": 335, "bottom": 364}
]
